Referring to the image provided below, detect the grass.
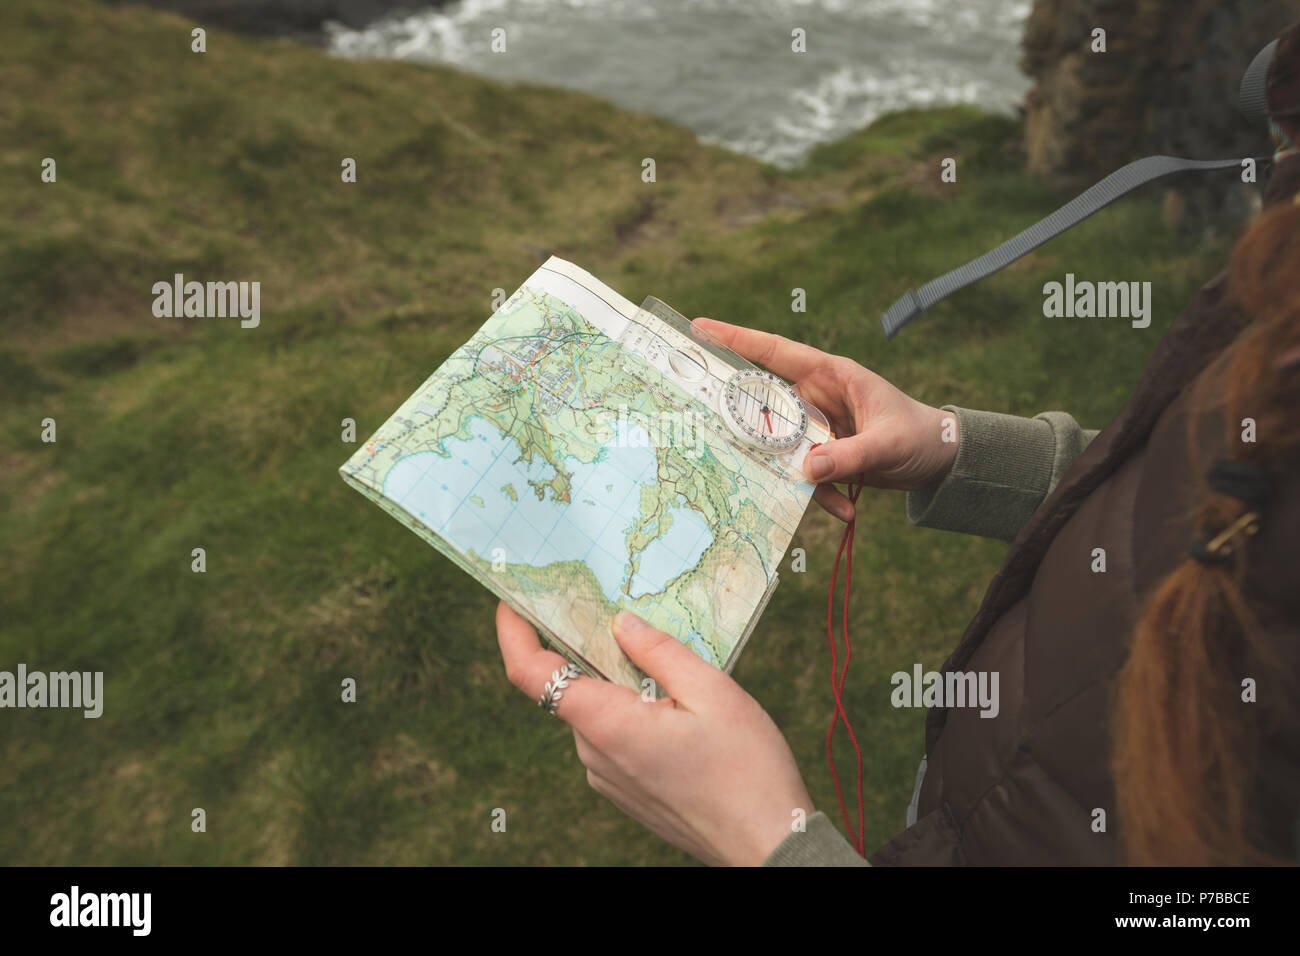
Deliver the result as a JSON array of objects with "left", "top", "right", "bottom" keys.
[{"left": 0, "top": 0, "right": 1230, "bottom": 864}]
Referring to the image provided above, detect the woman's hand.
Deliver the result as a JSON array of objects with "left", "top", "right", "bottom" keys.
[
  {"left": 496, "top": 601, "right": 813, "bottom": 866},
  {"left": 693, "top": 316, "right": 959, "bottom": 522}
]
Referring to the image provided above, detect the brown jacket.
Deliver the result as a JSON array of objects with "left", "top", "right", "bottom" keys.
[
  {"left": 863, "top": 155, "right": 1300, "bottom": 865},
  {"left": 767, "top": 36, "right": 1300, "bottom": 865}
]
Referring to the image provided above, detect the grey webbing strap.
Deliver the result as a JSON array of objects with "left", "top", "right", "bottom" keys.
[
  {"left": 880, "top": 155, "right": 1258, "bottom": 338},
  {"left": 880, "top": 37, "right": 1280, "bottom": 339},
  {"left": 1240, "top": 38, "right": 1279, "bottom": 122}
]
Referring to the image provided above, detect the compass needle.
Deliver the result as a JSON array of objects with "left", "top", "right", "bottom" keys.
[{"left": 722, "top": 369, "right": 808, "bottom": 453}]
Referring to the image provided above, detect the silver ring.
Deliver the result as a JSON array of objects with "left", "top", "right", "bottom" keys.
[{"left": 539, "top": 662, "right": 582, "bottom": 716}]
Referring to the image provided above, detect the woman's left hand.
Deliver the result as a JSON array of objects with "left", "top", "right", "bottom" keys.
[{"left": 496, "top": 601, "right": 814, "bottom": 866}]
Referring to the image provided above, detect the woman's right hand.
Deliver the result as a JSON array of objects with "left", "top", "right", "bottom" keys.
[{"left": 692, "top": 317, "right": 959, "bottom": 523}]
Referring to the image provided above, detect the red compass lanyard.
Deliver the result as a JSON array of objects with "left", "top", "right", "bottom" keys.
[{"left": 825, "top": 480, "right": 866, "bottom": 856}]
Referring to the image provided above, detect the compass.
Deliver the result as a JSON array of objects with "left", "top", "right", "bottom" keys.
[{"left": 722, "top": 369, "right": 808, "bottom": 453}]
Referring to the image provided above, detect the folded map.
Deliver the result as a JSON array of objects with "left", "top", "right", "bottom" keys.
[{"left": 341, "top": 258, "right": 827, "bottom": 692}]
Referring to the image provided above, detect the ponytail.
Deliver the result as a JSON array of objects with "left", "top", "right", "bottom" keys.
[{"left": 1113, "top": 195, "right": 1300, "bottom": 865}]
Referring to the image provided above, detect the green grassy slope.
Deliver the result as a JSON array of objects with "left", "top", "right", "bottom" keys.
[{"left": 0, "top": 0, "right": 1228, "bottom": 864}]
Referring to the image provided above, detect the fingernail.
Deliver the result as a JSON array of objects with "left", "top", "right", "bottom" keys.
[
  {"left": 839, "top": 502, "right": 856, "bottom": 522},
  {"left": 806, "top": 453, "right": 833, "bottom": 481},
  {"left": 612, "top": 611, "right": 646, "bottom": 635}
]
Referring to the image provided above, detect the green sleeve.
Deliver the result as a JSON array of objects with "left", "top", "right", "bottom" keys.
[
  {"left": 761, "top": 811, "right": 870, "bottom": 866},
  {"left": 905, "top": 405, "right": 1098, "bottom": 542}
]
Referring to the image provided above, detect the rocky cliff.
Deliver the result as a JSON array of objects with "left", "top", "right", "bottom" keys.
[{"left": 1021, "top": 0, "right": 1299, "bottom": 232}]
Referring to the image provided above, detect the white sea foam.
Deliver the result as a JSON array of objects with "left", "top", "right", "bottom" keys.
[{"left": 327, "top": 0, "right": 1030, "bottom": 167}]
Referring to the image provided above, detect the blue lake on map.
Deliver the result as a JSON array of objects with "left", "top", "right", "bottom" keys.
[{"left": 382, "top": 415, "right": 715, "bottom": 604}]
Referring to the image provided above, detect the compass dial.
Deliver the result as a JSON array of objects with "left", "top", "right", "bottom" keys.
[{"left": 722, "top": 369, "right": 808, "bottom": 452}]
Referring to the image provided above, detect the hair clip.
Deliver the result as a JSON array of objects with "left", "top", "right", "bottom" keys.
[
  {"left": 1189, "top": 460, "right": 1272, "bottom": 565},
  {"left": 1191, "top": 511, "right": 1262, "bottom": 564}
]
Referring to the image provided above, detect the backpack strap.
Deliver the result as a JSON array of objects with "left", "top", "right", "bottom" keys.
[
  {"left": 880, "top": 39, "right": 1280, "bottom": 339},
  {"left": 1240, "top": 38, "right": 1279, "bottom": 122}
]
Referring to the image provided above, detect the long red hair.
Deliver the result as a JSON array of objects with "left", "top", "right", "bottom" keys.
[{"left": 1113, "top": 194, "right": 1300, "bottom": 865}]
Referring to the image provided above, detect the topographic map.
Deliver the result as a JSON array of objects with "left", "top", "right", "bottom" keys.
[{"left": 341, "top": 259, "right": 825, "bottom": 691}]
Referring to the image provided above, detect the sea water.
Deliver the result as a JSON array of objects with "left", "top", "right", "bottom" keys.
[{"left": 327, "top": 0, "right": 1032, "bottom": 168}]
